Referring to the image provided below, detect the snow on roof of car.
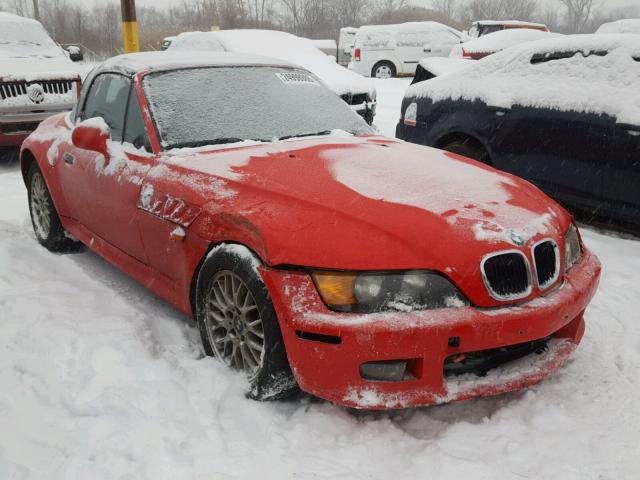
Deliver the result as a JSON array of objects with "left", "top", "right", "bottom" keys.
[
  {"left": 450, "top": 29, "right": 561, "bottom": 57},
  {"left": 168, "top": 32, "right": 226, "bottom": 52},
  {"left": 99, "top": 51, "right": 296, "bottom": 74},
  {"left": 473, "top": 20, "right": 548, "bottom": 28},
  {"left": 406, "top": 34, "right": 640, "bottom": 125},
  {"left": 596, "top": 18, "right": 640, "bottom": 34},
  {"left": 357, "top": 21, "right": 463, "bottom": 35},
  {"left": 418, "top": 57, "right": 473, "bottom": 76},
  {"left": 175, "top": 29, "right": 374, "bottom": 97}
]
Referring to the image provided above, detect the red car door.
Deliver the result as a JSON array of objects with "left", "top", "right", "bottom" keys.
[{"left": 57, "top": 72, "right": 151, "bottom": 262}]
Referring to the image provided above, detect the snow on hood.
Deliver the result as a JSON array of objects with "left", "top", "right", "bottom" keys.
[
  {"left": 596, "top": 19, "right": 640, "bottom": 34},
  {"left": 0, "top": 55, "right": 79, "bottom": 82},
  {"left": 204, "top": 30, "right": 375, "bottom": 97},
  {"left": 450, "top": 29, "right": 561, "bottom": 57},
  {"left": 0, "top": 13, "right": 71, "bottom": 64},
  {"left": 324, "top": 138, "right": 562, "bottom": 245},
  {"left": 172, "top": 136, "right": 565, "bottom": 254},
  {"left": 407, "top": 34, "right": 640, "bottom": 126}
]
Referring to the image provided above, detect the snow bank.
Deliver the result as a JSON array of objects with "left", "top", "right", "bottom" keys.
[{"left": 407, "top": 34, "right": 640, "bottom": 125}]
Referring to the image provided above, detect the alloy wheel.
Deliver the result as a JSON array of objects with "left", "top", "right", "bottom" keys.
[
  {"left": 30, "top": 172, "right": 51, "bottom": 240},
  {"left": 204, "top": 270, "right": 265, "bottom": 380}
]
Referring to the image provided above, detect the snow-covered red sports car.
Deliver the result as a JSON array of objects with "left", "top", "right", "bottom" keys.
[{"left": 20, "top": 52, "right": 601, "bottom": 409}]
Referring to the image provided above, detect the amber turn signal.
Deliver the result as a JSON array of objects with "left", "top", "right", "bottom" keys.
[{"left": 311, "top": 272, "right": 357, "bottom": 307}]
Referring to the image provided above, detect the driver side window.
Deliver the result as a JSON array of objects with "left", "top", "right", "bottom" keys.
[{"left": 82, "top": 73, "right": 131, "bottom": 142}]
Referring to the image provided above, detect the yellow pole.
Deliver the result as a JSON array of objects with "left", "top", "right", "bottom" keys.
[{"left": 121, "top": 0, "right": 140, "bottom": 53}]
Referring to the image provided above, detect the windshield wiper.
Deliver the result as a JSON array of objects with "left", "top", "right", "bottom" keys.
[
  {"left": 171, "top": 137, "right": 262, "bottom": 149},
  {"left": 278, "top": 130, "right": 332, "bottom": 141}
]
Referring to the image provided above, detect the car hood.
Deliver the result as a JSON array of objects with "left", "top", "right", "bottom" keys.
[
  {"left": 0, "top": 56, "right": 80, "bottom": 82},
  {"left": 158, "top": 135, "right": 569, "bottom": 276}
]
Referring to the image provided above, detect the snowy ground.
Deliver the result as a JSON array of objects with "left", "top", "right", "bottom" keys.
[{"left": 1, "top": 78, "right": 639, "bottom": 479}]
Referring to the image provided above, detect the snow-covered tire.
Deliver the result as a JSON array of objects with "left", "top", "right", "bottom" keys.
[
  {"left": 0, "top": 148, "right": 19, "bottom": 163},
  {"left": 372, "top": 61, "right": 396, "bottom": 79},
  {"left": 195, "top": 244, "right": 298, "bottom": 401},
  {"left": 442, "top": 140, "right": 491, "bottom": 165},
  {"left": 27, "top": 162, "right": 81, "bottom": 252}
]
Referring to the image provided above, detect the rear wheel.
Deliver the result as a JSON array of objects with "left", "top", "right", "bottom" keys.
[
  {"left": 27, "top": 163, "right": 81, "bottom": 252},
  {"left": 442, "top": 140, "right": 491, "bottom": 165},
  {"left": 195, "top": 245, "right": 298, "bottom": 401},
  {"left": 372, "top": 61, "right": 396, "bottom": 79}
]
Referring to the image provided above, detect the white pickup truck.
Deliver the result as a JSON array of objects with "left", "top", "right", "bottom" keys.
[{"left": 0, "top": 13, "right": 81, "bottom": 158}]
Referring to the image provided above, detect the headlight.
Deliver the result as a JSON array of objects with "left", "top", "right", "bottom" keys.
[
  {"left": 311, "top": 271, "right": 468, "bottom": 313},
  {"left": 565, "top": 223, "right": 583, "bottom": 272}
]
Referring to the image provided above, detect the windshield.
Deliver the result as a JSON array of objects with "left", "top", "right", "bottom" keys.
[
  {"left": 143, "top": 66, "right": 372, "bottom": 150},
  {"left": 0, "top": 19, "right": 64, "bottom": 58}
]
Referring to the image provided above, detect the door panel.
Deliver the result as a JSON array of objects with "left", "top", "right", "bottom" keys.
[
  {"left": 58, "top": 72, "right": 152, "bottom": 262},
  {"left": 607, "top": 124, "right": 640, "bottom": 227},
  {"left": 490, "top": 107, "right": 615, "bottom": 214}
]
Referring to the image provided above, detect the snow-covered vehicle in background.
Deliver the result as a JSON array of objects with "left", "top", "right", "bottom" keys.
[
  {"left": 348, "top": 21, "right": 467, "bottom": 78},
  {"left": 596, "top": 18, "right": 640, "bottom": 35},
  {"left": 411, "top": 57, "right": 472, "bottom": 84},
  {"left": 0, "top": 13, "right": 81, "bottom": 158},
  {"left": 449, "top": 29, "right": 560, "bottom": 60},
  {"left": 468, "top": 20, "right": 550, "bottom": 38},
  {"left": 168, "top": 30, "right": 377, "bottom": 124},
  {"left": 338, "top": 26, "right": 358, "bottom": 66},
  {"left": 160, "top": 36, "right": 176, "bottom": 50},
  {"left": 20, "top": 51, "right": 601, "bottom": 410},
  {"left": 397, "top": 35, "right": 640, "bottom": 233}
]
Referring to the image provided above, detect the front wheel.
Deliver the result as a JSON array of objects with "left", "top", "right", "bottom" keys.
[
  {"left": 442, "top": 140, "right": 491, "bottom": 165},
  {"left": 27, "top": 163, "right": 81, "bottom": 252},
  {"left": 195, "top": 244, "right": 298, "bottom": 401},
  {"left": 372, "top": 61, "right": 396, "bottom": 79}
]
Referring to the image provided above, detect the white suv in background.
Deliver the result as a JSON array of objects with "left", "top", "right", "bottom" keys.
[
  {"left": 348, "top": 21, "right": 467, "bottom": 78},
  {"left": 0, "top": 13, "right": 81, "bottom": 157}
]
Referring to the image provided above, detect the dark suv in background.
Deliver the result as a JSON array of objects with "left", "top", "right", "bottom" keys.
[{"left": 397, "top": 35, "right": 640, "bottom": 234}]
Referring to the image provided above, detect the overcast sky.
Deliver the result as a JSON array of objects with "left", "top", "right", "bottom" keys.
[{"left": 83, "top": 0, "right": 640, "bottom": 10}]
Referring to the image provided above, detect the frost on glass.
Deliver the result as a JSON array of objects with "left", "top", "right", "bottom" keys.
[{"left": 143, "top": 66, "right": 372, "bottom": 149}]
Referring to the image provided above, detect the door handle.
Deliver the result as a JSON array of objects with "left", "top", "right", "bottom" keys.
[
  {"left": 63, "top": 152, "right": 75, "bottom": 165},
  {"left": 424, "top": 48, "right": 432, "bottom": 53}
]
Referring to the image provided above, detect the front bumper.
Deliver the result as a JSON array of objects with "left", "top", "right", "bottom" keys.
[
  {"left": 0, "top": 109, "right": 71, "bottom": 147},
  {"left": 261, "top": 250, "right": 601, "bottom": 409}
]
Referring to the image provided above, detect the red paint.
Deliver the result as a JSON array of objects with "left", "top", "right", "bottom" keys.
[{"left": 20, "top": 64, "right": 601, "bottom": 409}]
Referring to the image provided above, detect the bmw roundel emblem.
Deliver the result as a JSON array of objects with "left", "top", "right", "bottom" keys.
[
  {"left": 27, "top": 84, "right": 45, "bottom": 104},
  {"left": 509, "top": 231, "right": 525, "bottom": 246}
]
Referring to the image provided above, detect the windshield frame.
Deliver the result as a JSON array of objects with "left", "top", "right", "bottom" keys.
[{"left": 140, "top": 64, "right": 373, "bottom": 152}]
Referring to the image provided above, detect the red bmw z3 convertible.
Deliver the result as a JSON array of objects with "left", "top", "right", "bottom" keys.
[{"left": 20, "top": 52, "right": 601, "bottom": 409}]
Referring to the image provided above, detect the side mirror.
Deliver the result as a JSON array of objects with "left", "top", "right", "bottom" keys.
[
  {"left": 63, "top": 45, "right": 84, "bottom": 62},
  {"left": 72, "top": 118, "right": 110, "bottom": 156}
]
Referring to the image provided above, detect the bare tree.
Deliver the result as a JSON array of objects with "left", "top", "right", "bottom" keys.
[
  {"left": 431, "top": 0, "right": 457, "bottom": 20},
  {"left": 334, "top": 0, "right": 371, "bottom": 27},
  {"left": 558, "top": 0, "right": 595, "bottom": 33}
]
